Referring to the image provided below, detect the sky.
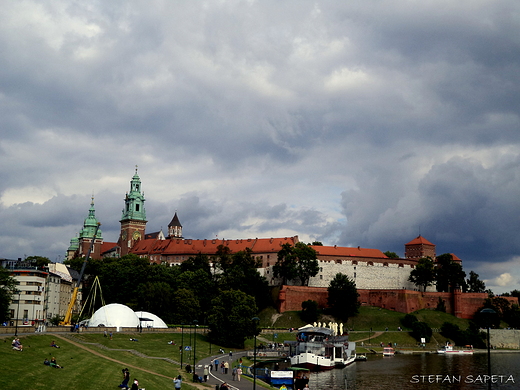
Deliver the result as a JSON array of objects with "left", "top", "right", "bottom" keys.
[{"left": 1, "top": 1, "right": 519, "bottom": 294}]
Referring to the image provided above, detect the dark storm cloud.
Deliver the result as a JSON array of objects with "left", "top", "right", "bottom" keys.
[{"left": 0, "top": 0, "right": 519, "bottom": 292}]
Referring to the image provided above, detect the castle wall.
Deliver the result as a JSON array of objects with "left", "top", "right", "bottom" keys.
[
  {"left": 265, "top": 258, "right": 436, "bottom": 292},
  {"left": 277, "top": 286, "right": 518, "bottom": 319}
]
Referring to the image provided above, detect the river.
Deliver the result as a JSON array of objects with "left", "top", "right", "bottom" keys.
[{"left": 306, "top": 352, "right": 520, "bottom": 389}]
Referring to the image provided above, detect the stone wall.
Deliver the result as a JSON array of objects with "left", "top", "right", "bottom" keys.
[
  {"left": 265, "top": 259, "right": 436, "bottom": 292},
  {"left": 490, "top": 329, "right": 520, "bottom": 349},
  {"left": 278, "top": 285, "right": 518, "bottom": 319}
]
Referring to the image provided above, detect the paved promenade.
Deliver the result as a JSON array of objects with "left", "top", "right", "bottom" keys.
[{"left": 192, "top": 350, "right": 271, "bottom": 390}]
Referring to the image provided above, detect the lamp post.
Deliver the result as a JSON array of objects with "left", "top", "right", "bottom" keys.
[
  {"left": 369, "top": 327, "right": 372, "bottom": 345},
  {"left": 180, "top": 323, "right": 184, "bottom": 369},
  {"left": 14, "top": 290, "right": 21, "bottom": 337},
  {"left": 252, "top": 317, "right": 260, "bottom": 390},
  {"left": 480, "top": 308, "right": 496, "bottom": 390},
  {"left": 193, "top": 320, "right": 198, "bottom": 373}
]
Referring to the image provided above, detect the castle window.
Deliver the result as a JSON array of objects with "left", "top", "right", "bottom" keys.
[
  {"left": 383, "top": 263, "right": 388, "bottom": 267},
  {"left": 368, "top": 262, "right": 373, "bottom": 266},
  {"left": 136, "top": 204, "right": 140, "bottom": 211},
  {"left": 354, "top": 272, "right": 356, "bottom": 278},
  {"left": 320, "top": 275, "right": 323, "bottom": 279},
  {"left": 399, "top": 263, "right": 404, "bottom": 268},
  {"left": 353, "top": 261, "right": 358, "bottom": 265}
]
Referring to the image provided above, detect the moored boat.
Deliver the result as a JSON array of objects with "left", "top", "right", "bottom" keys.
[
  {"left": 383, "top": 347, "right": 395, "bottom": 356},
  {"left": 437, "top": 342, "right": 474, "bottom": 355},
  {"left": 286, "top": 324, "right": 356, "bottom": 370}
]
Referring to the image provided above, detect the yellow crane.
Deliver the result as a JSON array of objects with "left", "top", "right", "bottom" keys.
[{"left": 60, "top": 223, "right": 100, "bottom": 326}]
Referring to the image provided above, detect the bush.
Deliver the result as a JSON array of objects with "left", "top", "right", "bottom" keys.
[
  {"left": 411, "top": 321, "right": 432, "bottom": 343},
  {"left": 300, "top": 300, "right": 319, "bottom": 324},
  {"left": 401, "top": 314, "right": 418, "bottom": 329}
]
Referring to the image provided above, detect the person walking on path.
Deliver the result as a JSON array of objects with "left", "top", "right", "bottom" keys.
[
  {"left": 214, "top": 358, "right": 219, "bottom": 372},
  {"left": 236, "top": 367, "right": 242, "bottom": 381},
  {"left": 224, "top": 361, "right": 229, "bottom": 374},
  {"left": 232, "top": 366, "right": 236, "bottom": 381},
  {"left": 203, "top": 365, "right": 209, "bottom": 382},
  {"left": 173, "top": 375, "right": 182, "bottom": 389}
]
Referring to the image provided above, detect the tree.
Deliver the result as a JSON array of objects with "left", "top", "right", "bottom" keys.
[
  {"left": 408, "top": 257, "right": 435, "bottom": 292},
  {"left": 170, "top": 288, "right": 200, "bottom": 325},
  {"left": 327, "top": 273, "right": 360, "bottom": 322},
  {"left": 384, "top": 251, "right": 399, "bottom": 259},
  {"left": 207, "top": 290, "right": 258, "bottom": 348},
  {"left": 273, "top": 242, "right": 319, "bottom": 286},
  {"left": 25, "top": 256, "right": 51, "bottom": 268},
  {"left": 435, "top": 254, "right": 467, "bottom": 292},
  {"left": 218, "top": 249, "right": 270, "bottom": 310},
  {"left": 0, "top": 267, "right": 16, "bottom": 323},
  {"left": 411, "top": 321, "right": 432, "bottom": 343},
  {"left": 466, "top": 271, "right": 486, "bottom": 293},
  {"left": 300, "top": 300, "right": 319, "bottom": 324}
]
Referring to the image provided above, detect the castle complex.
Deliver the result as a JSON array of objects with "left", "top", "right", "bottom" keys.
[{"left": 66, "top": 170, "right": 506, "bottom": 318}]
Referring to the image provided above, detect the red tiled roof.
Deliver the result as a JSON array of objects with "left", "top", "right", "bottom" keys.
[
  {"left": 100, "top": 242, "right": 118, "bottom": 254},
  {"left": 405, "top": 235, "right": 435, "bottom": 246},
  {"left": 310, "top": 245, "right": 388, "bottom": 258},
  {"left": 131, "top": 236, "right": 300, "bottom": 256}
]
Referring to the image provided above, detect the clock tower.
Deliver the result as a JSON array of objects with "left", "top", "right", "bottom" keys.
[{"left": 120, "top": 167, "right": 147, "bottom": 256}]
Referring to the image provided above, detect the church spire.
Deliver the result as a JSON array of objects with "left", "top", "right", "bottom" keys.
[
  {"left": 168, "top": 211, "right": 183, "bottom": 238},
  {"left": 120, "top": 167, "right": 148, "bottom": 256}
]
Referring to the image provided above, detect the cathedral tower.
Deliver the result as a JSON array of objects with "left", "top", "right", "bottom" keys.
[
  {"left": 120, "top": 167, "right": 147, "bottom": 256},
  {"left": 69, "top": 196, "right": 103, "bottom": 259},
  {"left": 168, "top": 212, "right": 183, "bottom": 238}
]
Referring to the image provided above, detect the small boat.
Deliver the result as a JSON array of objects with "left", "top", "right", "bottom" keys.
[
  {"left": 355, "top": 354, "right": 367, "bottom": 361},
  {"left": 269, "top": 367, "right": 310, "bottom": 389},
  {"left": 382, "top": 347, "right": 395, "bottom": 356},
  {"left": 437, "top": 342, "right": 473, "bottom": 355},
  {"left": 286, "top": 325, "right": 356, "bottom": 370}
]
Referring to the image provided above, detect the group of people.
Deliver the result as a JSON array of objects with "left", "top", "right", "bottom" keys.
[
  {"left": 11, "top": 337, "right": 23, "bottom": 351},
  {"left": 117, "top": 368, "right": 141, "bottom": 390},
  {"left": 43, "top": 357, "right": 63, "bottom": 368}
]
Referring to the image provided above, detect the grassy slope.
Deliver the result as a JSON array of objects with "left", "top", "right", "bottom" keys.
[{"left": 0, "top": 307, "right": 473, "bottom": 389}]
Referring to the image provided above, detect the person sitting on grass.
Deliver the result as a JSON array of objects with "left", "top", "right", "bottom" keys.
[
  {"left": 50, "top": 340, "right": 60, "bottom": 348},
  {"left": 12, "top": 338, "right": 23, "bottom": 351},
  {"left": 50, "top": 357, "right": 63, "bottom": 368}
]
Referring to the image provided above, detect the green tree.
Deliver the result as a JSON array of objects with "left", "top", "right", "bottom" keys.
[
  {"left": 466, "top": 271, "right": 486, "bottom": 293},
  {"left": 401, "top": 314, "right": 418, "bottom": 329},
  {"left": 25, "top": 256, "right": 51, "bottom": 268},
  {"left": 435, "top": 254, "right": 467, "bottom": 292},
  {"left": 0, "top": 267, "right": 17, "bottom": 323},
  {"left": 411, "top": 321, "right": 432, "bottom": 343},
  {"left": 384, "top": 251, "right": 399, "bottom": 259},
  {"left": 300, "top": 300, "right": 319, "bottom": 324},
  {"left": 135, "top": 281, "right": 174, "bottom": 323},
  {"left": 170, "top": 288, "right": 200, "bottom": 325},
  {"left": 218, "top": 249, "right": 270, "bottom": 310},
  {"left": 207, "top": 290, "right": 258, "bottom": 348},
  {"left": 408, "top": 257, "right": 435, "bottom": 292},
  {"left": 273, "top": 242, "right": 319, "bottom": 286},
  {"left": 327, "top": 273, "right": 360, "bottom": 322}
]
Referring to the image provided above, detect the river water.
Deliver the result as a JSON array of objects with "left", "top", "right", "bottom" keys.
[{"left": 306, "top": 353, "right": 520, "bottom": 389}]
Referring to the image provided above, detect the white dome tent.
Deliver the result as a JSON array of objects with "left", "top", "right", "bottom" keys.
[
  {"left": 89, "top": 303, "right": 140, "bottom": 331},
  {"left": 88, "top": 304, "right": 168, "bottom": 331},
  {"left": 134, "top": 311, "right": 168, "bottom": 329}
]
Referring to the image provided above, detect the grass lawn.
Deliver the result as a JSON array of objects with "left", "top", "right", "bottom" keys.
[{"left": 0, "top": 333, "right": 208, "bottom": 390}]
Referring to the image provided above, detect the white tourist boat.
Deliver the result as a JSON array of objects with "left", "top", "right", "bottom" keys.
[
  {"left": 382, "top": 347, "right": 395, "bottom": 356},
  {"left": 437, "top": 342, "right": 474, "bottom": 355},
  {"left": 287, "top": 325, "right": 356, "bottom": 370}
]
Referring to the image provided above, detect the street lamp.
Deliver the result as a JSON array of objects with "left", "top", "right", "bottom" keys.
[
  {"left": 480, "top": 308, "right": 496, "bottom": 390},
  {"left": 180, "top": 323, "right": 184, "bottom": 369},
  {"left": 193, "top": 320, "right": 198, "bottom": 373},
  {"left": 14, "top": 290, "right": 21, "bottom": 337},
  {"left": 252, "top": 317, "right": 260, "bottom": 390}
]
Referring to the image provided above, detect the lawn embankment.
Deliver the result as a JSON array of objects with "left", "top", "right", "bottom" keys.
[{"left": 0, "top": 333, "right": 206, "bottom": 390}]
